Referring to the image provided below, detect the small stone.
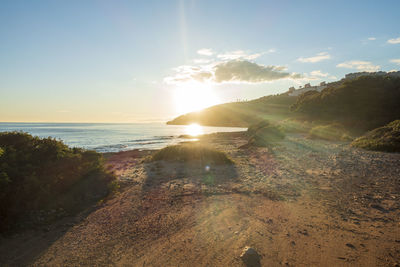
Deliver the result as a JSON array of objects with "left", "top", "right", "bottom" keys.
[{"left": 240, "top": 246, "right": 261, "bottom": 267}]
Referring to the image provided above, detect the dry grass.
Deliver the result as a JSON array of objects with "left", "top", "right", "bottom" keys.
[
  {"left": 308, "top": 123, "right": 352, "bottom": 141},
  {"left": 150, "top": 143, "right": 234, "bottom": 165},
  {"left": 351, "top": 120, "right": 400, "bottom": 152}
]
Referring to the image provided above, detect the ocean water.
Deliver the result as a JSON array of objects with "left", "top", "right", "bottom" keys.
[{"left": 0, "top": 123, "right": 246, "bottom": 152}]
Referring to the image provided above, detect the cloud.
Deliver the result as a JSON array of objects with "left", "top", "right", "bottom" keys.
[
  {"left": 297, "top": 52, "right": 331, "bottom": 63},
  {"left": 213, "top": 60, "right": 301, "bottom": 83},
  {"left": 368, "top": 37, "right": 376, "bottom": 41},
  {"left": 390, "top": 59, "right": 400, "bottom": 65},
  {"left": 298, "top": 70, "right": 336, "bottom": 82},
  {"left": 193, "top": 58, "right": 213, "bottom": 64},
  {"left": 217, "top": 50, "right": 263, "bottom": 60},
  {"left": 197, "top": 48, "right": 214, "bottom": 56},
  {"left": 336, "top": 60, "right": 380, "bottom": 72},
  {"left": 310, "top": 70, "right": 329, "bottom": 77},
  {"left": 164, "top": 60, "right": 301, "bottom": 85},
  {"left": 164, "top": 65, "right": 213, "bottom": 84},
  {"left": 387, "top": 37, "right": 400, "bottom": 44}
]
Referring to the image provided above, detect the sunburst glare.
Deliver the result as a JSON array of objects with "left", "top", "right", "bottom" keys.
[
  {"left": 185, "top": 123, "right": 204, "bottom": 136},
  {"left": 173, "top": 82, "right": 219, "bottom": 115}
]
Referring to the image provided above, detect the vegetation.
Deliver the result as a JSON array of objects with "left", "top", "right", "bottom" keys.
[
  {"left": 308, "top": 123, "right": 352, "bottom": 141},
  {"left": 277, "top": 118, "right": 312, "bottom": 134},
  {"left": 245, "top": 120, "right": 285, "bottom": 147},
  {"left": 151, "top": 143, "right": 233, "bottom": 165},
  {"left": 291, "top": 75, "right": 400, "bottom": 131},
  {"left": 168, "top": 74, "right": 400, "bottom": 138},
  {"left": 0, "top": 132, "right": 116, "bottom": 232},
  {"left": 351, "top": 120, "right": 400, "bottom": 152},
  {"left": 167, "top": 93, "right": 297, "bottom": 127}
]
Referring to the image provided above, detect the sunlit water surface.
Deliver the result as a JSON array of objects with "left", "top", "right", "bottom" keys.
[{"left": 0, "top": 123, "right": 246, "bottom": 152}]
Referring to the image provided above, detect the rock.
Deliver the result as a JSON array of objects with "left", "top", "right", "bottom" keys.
[
  {"left": 346, "top": 243, "right": 356, "bottom": 249},
  {"left": 240, "top": 246, "right": 261, "bottom": 267}
]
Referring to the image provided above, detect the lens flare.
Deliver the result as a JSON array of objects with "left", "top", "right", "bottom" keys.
[{"left": 185, "top": 123, "right": 204, "bottom": 136}]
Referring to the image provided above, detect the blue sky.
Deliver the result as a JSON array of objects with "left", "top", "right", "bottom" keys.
[{"left": 1, "top": 0, "right": 399, "bottom": 122}]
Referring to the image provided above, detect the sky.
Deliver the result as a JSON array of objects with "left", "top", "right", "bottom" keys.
[{"left": 1, "top": 0, "right": 399, "bottom": 123}]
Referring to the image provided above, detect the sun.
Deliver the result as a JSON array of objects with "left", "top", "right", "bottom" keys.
[
  {"left": 173, "top": 82, "right": 219, "bottom": 115},
  {"left": 185, "top": 123, "right": 204, "bottom": 136}
]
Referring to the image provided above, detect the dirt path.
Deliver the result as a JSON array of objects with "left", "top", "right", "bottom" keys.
[{"left": 1, "top": 132, "right": 399, "bottom": 266}]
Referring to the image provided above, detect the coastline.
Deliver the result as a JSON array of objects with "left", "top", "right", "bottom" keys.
[{"left": 0, "top": 122, "right": 247, "bottom": 153}]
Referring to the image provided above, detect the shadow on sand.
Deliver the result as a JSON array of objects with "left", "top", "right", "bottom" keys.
[
  {"left": 142, "top": 159, "right": 239, "bottom": 193},
  {"left": 0, "top": 200, "right": 101, "bottom": 266}
]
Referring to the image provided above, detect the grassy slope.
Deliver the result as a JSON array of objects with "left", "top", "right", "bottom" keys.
[
  {"left": 351, "top": 120, "right": 400, "bottom": 152},
  {"left": 167, "top": 92, "right": 297, "bottom": 127},
  {"left": 168, "top": 75, "right": 400, "bottom": 134},
  {"left": 291, "top": 75, "right": 400, "bottom": 131}
]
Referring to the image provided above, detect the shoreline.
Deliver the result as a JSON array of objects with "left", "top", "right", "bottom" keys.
[{"left": 1, "top": 131, "right": 399, "bottom": 266}]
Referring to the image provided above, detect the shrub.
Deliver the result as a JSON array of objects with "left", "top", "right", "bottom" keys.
[
  {"left": 277, "top": 118, "right": 312, "bottom": 134},
  {"left": 246, "top": 120, "right": 285, "bottom": 147},
  {"left": 150, "top": 143, "right": 233, "bottom": 165},
  {"left": 0, "top": 132, "right": 116, "bottom": 232},
  {"left": 308, "top": 123, "right": 352, "bottom": 141},
  {"left": 351, "top": 120, "right": 400, "bottom": 152},
  {"left": 291, "top": 75, "right": 400, "bottom": 131}
]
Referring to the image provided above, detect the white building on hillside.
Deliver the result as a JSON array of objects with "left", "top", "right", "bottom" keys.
[{"left": 288, "top": 81, "right": 327, "bottom": 96}]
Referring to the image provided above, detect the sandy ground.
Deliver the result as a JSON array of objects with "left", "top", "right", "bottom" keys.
[{"left": 1, "top": 132, "right": 399, "bottom": 266}]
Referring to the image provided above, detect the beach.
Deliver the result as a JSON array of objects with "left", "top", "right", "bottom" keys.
[{"left": 1, "top": 131, "right": 399, "bottom": 266}]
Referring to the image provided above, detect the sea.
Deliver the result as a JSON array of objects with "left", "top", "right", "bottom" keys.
[{"left": 0, "top": 123, "right": 246, "bottom": 153}]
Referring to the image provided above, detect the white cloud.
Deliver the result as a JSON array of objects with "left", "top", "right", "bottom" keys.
[
  {"left": 297, "top": 52, "right": 331, "bottom": 63},
  {"left": 197, "top": 48, "right": 214, "bottom": 56},
  {"left": 336, "top": 60, "right": 380, "bottom": 72},
  {"left": 310, "top": 70, "right": 329, "bottom": 77},
  {"left": 214, "top": 60, "right": 301, "bottom": 83},
  {"left": 193, "top": 58, "right": 213, "bottom": 64},
  {"left": 164, "top": 60, "right": 301, "bottom": 85},
  {"left": 217, "top": 50, "right": 263, "bottom": 60},
  {"left": 164, "top": 65, "right": 214, "bottom": 84},
  {"left": 390, "top": 59, "right": 400, "bottom": 65},
  {"left": 297, "top": 70, "right": 336, "bottom": 82},
  {"left": 387, "top": 37, "right": 400, "bottom": 44},
  {"left": 368, "top": 37, "right": 376, "bottom": 41}
]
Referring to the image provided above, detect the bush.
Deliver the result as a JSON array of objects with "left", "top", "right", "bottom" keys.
[
  {"left": 308, "top": 123, "right": 352, "bottom": 141},
  {"left": 351, "top": 120, "right": 400, "bottom": 152},
  {"left": 277, "top": 118, "right": 312, "bottom": 134},
  {"left": 0, "top": 132, "right": 116, "bottom": 232},
  {"left": 246, "top": 120, "right": 285, "bottom": 147},
  {"left": 291, "top": 75, "right": 400, "bottom": 131},
  {"left": 150, "top": 143, "right": 233, "bottom": 165}
]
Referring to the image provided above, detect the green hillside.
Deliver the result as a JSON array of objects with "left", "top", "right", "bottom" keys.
[
  {"left": 291, "top": 75, "right": 400, "bottom": 131},
  {"left": 167, "top": 92, "right": 297, "bottom": 127},
  {"left": 168, "top": 73, "right": 400, "bottom": 133}
]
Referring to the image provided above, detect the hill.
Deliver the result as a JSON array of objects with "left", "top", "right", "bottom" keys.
[
  {"left": 167, "top": 92, "right": 297, "bottom": 127},
  {"left": 291, "top": 75, "right": 400, "bottom": 131},
  {"left": 168, "top": 72, "right": 400, "bottom": 133}
]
